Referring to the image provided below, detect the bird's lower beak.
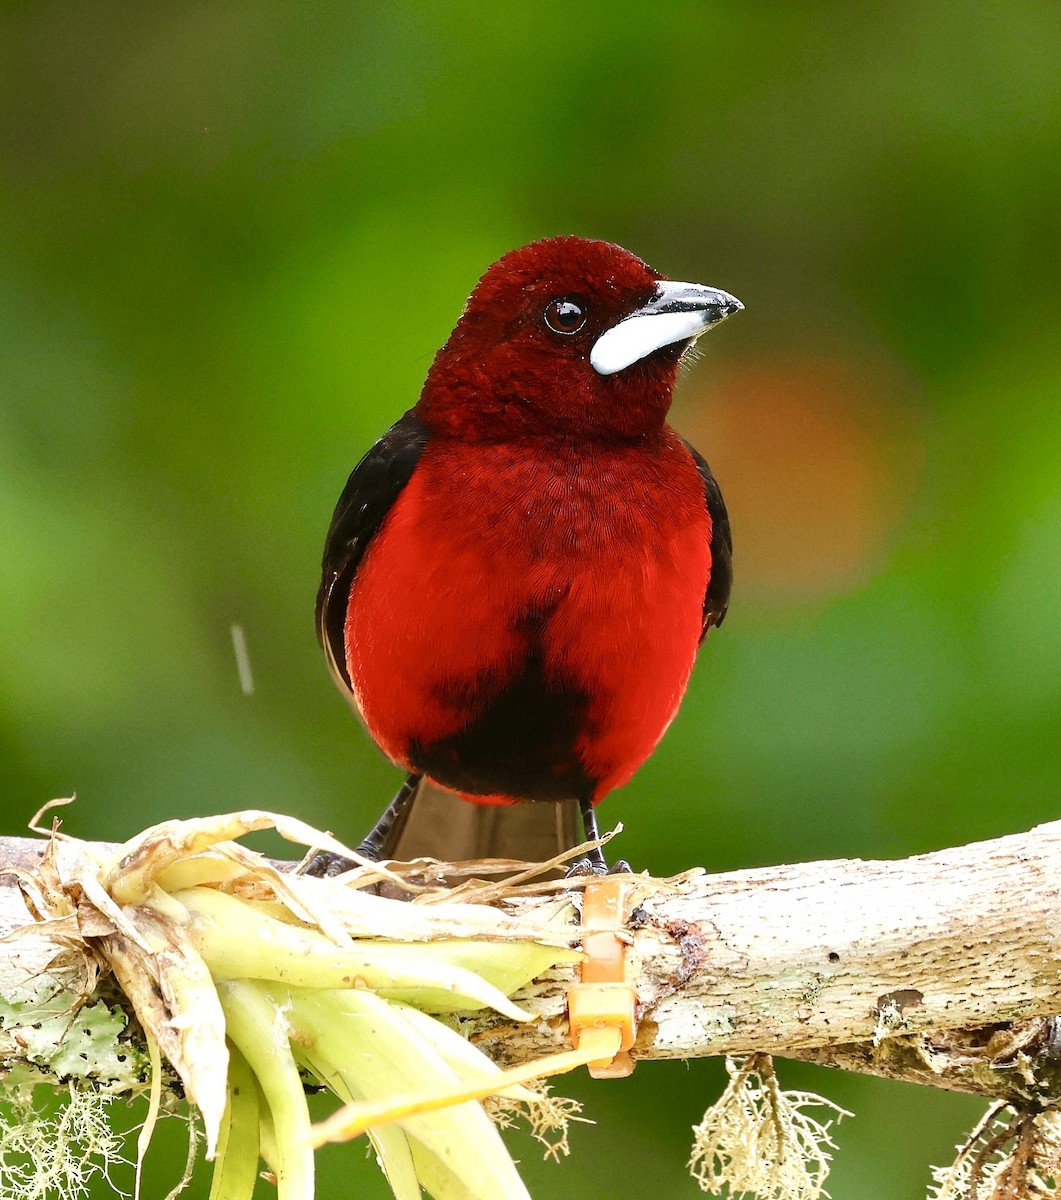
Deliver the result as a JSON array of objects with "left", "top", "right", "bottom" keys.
[{"left": 590, "top": 281, "right": 743, "bottom": 376}]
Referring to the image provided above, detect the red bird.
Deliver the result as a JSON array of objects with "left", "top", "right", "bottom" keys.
[{"left": 316, "top": 237, "right": 740, "bottom": 871}]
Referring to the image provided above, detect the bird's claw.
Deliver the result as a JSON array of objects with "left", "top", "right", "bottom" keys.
[
  {"left": 303, "top": 850, "right": 359, "bottom": 878},
  {"left": 565, "top": 856, "right": 633, "bottom": 878}
]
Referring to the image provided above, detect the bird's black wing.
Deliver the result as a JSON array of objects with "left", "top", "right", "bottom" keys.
[
  {"left": 682, "top": 438, "right": 733, "bottom": 638},
  {"left": 316, "top": 408, "right": 431, "bottom": 689}
]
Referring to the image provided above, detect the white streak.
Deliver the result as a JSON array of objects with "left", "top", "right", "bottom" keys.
[{"left": 230, "top": 624, "right": 255, "bottom": 695}]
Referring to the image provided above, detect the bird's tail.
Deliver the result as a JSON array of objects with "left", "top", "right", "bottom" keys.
[{"left": 373, "top": 776, "right": 582, "bottom": 866}]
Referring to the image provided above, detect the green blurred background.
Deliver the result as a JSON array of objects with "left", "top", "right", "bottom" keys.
[{"left": 2, "top": 1, "right": 1059, "bottom": 1196}]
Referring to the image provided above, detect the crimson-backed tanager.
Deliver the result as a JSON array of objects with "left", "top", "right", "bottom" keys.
[{"left": 316, "top": 237, "right": 741, "bottom": 872}]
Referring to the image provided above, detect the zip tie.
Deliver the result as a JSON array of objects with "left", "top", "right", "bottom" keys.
[{"left": 568, "top": 875, "right": 637, "bottom": 1078}]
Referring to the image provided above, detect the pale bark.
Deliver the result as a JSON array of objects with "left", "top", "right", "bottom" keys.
[{"left": 3, "top": 822, "right": 1061, "bottom": 1104}]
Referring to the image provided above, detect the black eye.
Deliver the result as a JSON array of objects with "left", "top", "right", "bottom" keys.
[{"left": 544, "top": 299, "right": 586, "bottom": 335}]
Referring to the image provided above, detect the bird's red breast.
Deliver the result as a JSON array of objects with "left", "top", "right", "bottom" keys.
[{"left": 345, "top": 430, "right": 712, "bottom": 804}]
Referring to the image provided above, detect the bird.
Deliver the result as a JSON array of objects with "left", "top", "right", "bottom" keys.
[{"left": 315, "top": 236, "right": 741, "bottom": 873}]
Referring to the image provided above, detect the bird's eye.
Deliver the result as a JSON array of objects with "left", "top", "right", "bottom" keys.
[{"left": 544, "top": 299, "right": 586, "bottom": 335}]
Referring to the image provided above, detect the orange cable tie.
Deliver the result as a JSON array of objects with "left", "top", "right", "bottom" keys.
[{"left": 568, "top": 874, "right": 637, "bottom": 1078}]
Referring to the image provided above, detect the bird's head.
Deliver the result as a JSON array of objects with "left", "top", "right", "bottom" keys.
[{"left": 418, "top": 236, "right": 742, "bottom": 440}]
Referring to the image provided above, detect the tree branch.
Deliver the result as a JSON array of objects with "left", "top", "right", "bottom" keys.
[{"left": 3, "top": 821, "right": 1061, "bottom": 1106}]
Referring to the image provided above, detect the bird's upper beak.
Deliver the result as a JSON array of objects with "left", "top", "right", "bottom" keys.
[{"left": 590, "top": 280, "right": 743, "bottom": 376}]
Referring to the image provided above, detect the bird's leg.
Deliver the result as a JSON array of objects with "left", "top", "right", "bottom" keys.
[
  {"left": 357, "top": 771, "right": 422, "bottom": 860},
  {"left": 304, "top": 772, "right": 422, "bottom": 877},
  {"left": 578, "top": 796, "right": 608, "bottom": 873},
  {"left": 566, "top": 795, "right": 631, "bottom": 877}
]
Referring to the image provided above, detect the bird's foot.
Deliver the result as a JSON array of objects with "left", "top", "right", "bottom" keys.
[
  {"left": 565, "top": 856, "right": 633, "bottom": 878},
  {"left": 302, "top": 850, "right": 360, "bottom": 878}
]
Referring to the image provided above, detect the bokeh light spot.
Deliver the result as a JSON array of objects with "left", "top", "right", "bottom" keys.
[{"left": 679, "top": 358, "right": 923, "bottom": 605}]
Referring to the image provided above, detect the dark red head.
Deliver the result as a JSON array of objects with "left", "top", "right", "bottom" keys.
[{"left": 418, "top": 236, "right": 741, "bottom": 441}]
